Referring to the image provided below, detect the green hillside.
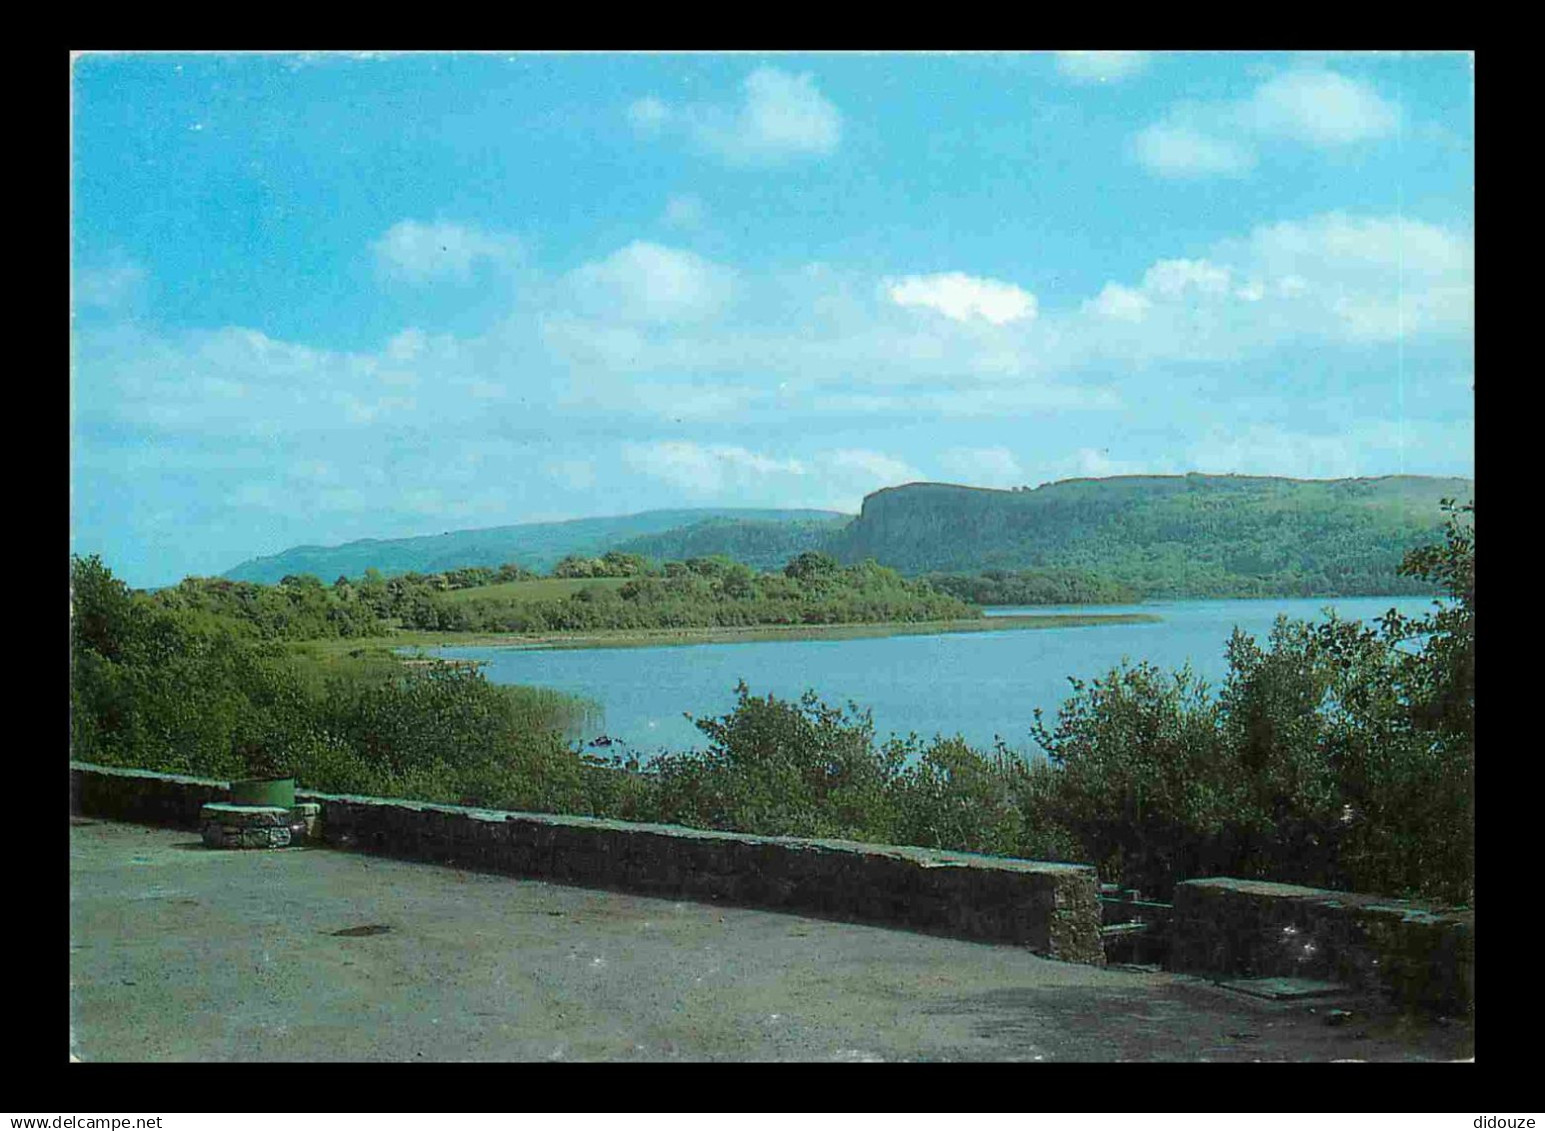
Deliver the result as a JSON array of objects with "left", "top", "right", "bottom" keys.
[
  {"left": 219, "top": 474, "right": 1474, "bottom": 600},
  {"left": 222, "top": 508, "right": 849, "bottom": 584},
  {"left": 827, "top": 474, "right": 1473, "bottom": 598},
  {"left": 611, "top": 516, "right": 852, "bottom": 571}
]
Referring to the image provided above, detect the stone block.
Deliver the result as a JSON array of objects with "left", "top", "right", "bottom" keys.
[{"left": 1171, "top": 878, "right": 1472, "bottom": 1013}]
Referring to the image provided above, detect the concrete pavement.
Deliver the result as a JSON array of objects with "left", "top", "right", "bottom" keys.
[{"left": 68, "top": 820, "right": 1473, "bottom": 1062}]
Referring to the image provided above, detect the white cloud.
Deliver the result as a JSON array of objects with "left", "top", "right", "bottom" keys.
[
  {"left": 372, "top": 220, "right": 521, "bottom": 283},
  {"left": 1132, "top": 122, "right": 1255, "bottom": 178},
  {"left": 73, "top": 315, "right": 516, "bottom": 444},
  {"left": 1055, "top": 52, "right": 1150, "bottom": 83},
  {"left": 565, "top": 241, "right": 735, "bottom": 325},
  {"left": 1083, "top": 282, "right": 1151, "bottom": 322},
  {"left": 540, "top": 256, "right": 1114, "bottom": 418},
  {"left": 620, "top": 441, "right": 805, "bottom": 495},
  {"left": 1235, "top": 213, "right": 1471, "bottom": 282},
  {"left": 886, "top": 272, "right": 1037, "bottom": 325},
  {"left": 825, "top": 448, "right": 920, "bottom": 485},
  {"left": 1076, "top": 212, "right": 1473, "bottom": 355},
  {"left": 1142, "top": 259, "right": 1232, "bottom": 299},
  {"left": 618, "top": 441, "right": 919, "bottom": 508},
  {"left": 1133, "top": 67, "right": 1400, "bottom": 179},
  {"left": 634, "top": 67, "right": 842, "bottom": 166},
  {"left": 1242, "top": 69, "right": 1400, "bottom": 146},
  {"left": 1218, "top": 213, "right": 1474, "bottom": 340},
  {"left": 729, "top": 68, "right": 841, "bottom": 159}
]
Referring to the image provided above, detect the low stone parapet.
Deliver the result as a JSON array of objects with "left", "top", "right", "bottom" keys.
[
  {"left": 71, "top": 763, "right": 228, "bottom": 829},
  {"left": 67, "top": 763, "right": 1103, "bottom": 963},
  {"left": 1170, "top": 878, "right": 1473, "bottom": 1013},
  {"left": 311, "top": 792, "right": 1104, "bottom": 963}
]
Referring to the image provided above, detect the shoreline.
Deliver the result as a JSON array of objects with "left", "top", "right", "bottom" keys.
[{"left": 389, "top": 612, "right": 1163, "bottom": 654}]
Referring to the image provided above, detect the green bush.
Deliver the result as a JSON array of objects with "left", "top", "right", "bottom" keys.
[
  {"left": 649, "top": 681, "right": 905, "bottom": 842},
  {"left": 891, "top": 735, "right": 1052, "bottom": 858},
  {"left": 1031, "top": 662, "right": 1233, "bottom": 895}
]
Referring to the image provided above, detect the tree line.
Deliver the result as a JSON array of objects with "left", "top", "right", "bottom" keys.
[{"left": 144, "top": 551, "right": 979, "bottom": 637}]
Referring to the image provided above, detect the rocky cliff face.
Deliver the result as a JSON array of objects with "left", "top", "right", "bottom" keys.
[
  {"left": 833, "top": 483, "right": 1034, "bottom": 569},
  {"left": 830, "top": 477, "right": 1199, "bottom": 572},
  {"left": 825, "top": 474, "right": 1473, "bottom": 589}
]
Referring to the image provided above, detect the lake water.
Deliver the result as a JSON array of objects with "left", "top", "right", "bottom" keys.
[{"left": 433, "top": 595, "right": 1442, "bottom": 762}]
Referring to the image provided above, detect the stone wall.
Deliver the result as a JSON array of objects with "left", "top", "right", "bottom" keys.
[
  {"left": 70, "top": 763, "right": 229, "bottom": 830},
  {"left": 68, "top": 763, "right": 1103, "bottom": 964},
  {"left": 1170, "top": 878, "right": 1474, "bottom": 1014},
  {"left": 68, "top": 764, "right": 1480, "bottom": 996}
]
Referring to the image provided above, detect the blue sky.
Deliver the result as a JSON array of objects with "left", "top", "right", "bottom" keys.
[{"left": 71, "top": 51, "right": 1475, "bottom": 588}]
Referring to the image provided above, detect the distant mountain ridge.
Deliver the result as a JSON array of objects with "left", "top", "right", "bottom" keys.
[
  {"left": 824, "top": 474, "right": 1474, "bottom": 597},
  {"left": 221, "top": 473, "right": 1475, "bottom": 599},
  {"left": 221, "top": 508, "right": 850, "bottom": 584}
]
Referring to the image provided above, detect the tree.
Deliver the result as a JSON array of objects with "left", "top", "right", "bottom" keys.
[
  {"left": 1313, "top": 498, "right": 1474, "bottom": 901},
  {"left": 784, "top": 551, "right": 841, "bottom": 584},
  {"left": 1031, "top": 662, "right": 1231, "bottom": 896},
  {"left": 70, "top": 554, "right": 139, "bottom": 662}
]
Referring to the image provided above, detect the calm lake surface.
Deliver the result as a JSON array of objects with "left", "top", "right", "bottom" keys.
[{"left": 433, "top": 596, "right": 1441, "bottom": 761}]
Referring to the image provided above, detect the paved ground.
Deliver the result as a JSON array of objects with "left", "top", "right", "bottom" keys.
[{"left": 68, "top": 820, "right": 1474, "bottom": 1062}]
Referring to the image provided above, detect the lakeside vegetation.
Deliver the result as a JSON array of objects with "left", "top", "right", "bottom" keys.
[
  {"left": 70, "top": 498, "right": 1473, "bottom": 905},
  {"left": 71, "top": 558, "right": 607, "bottom": 809}
]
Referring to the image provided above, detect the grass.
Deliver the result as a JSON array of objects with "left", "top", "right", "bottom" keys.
[
  {"left": 283, "top": 637, "right": 414, "bottom": 664},
  {"left": 279, "top": 638, "right": 602, "bottom": 740}
]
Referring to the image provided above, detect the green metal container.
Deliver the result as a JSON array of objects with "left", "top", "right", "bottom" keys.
[{"left": 229, "top": 776, "right": 296, "bottom": 809}]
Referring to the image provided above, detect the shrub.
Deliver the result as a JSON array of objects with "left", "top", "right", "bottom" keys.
[{"left": 650, "top": 681, "right": 904, "bottom": 842}]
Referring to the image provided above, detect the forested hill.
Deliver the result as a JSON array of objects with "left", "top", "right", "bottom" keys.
[
  {"left": 826, "top": 474, "right": 1474, "bottom": 598},
  {"left": 610, "top": 516, "right": 852, "bottom": 572},
  {"left": 222, "top": 508, "right": 848, "bottom": 584}
]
